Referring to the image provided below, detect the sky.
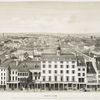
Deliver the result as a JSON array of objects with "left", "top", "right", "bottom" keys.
[{"left": 0, "top": 2, "right": 100, "bottom": 34}]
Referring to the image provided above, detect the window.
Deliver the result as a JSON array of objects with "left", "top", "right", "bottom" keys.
[
  {"left": 16, "top": 77, "right": 17, "bottom": 80},
  {"left": 43, "top": 76, "right": 45, "bottom": 81},
  {"left": 4, "top": 73, "right": 5, "bottom": 76},
  {"left": 66, "top": 65, "right": 69, "bottom": 68},
  {"left": 4, "top": 77, "right": 5, "bottom": 80},
  {"left": 78, "top": 78, "right": 84, "bottom": 82},
  {"left": 60, "top": 70, "right": 63, "bottom": 74},
  {"left": 60, "top": 76, "right": 63, "bottom": 81},
  {"left": 55, "top": 65, "right": 57, "bottom": 68},
  {"left": 66, "top": 76, "right": 69, "bottom": 81},
  {"left": 54, "top": 70, "right": 57, "bottom": 74},
  {"left": 49, "top": 76, "right": 51, "bottom": 81},
  {"left": 13, "top": 71, "right": 14, "bottom": 74},
  {"left": 72, "top": 61, "right": 75, "bottom": 63},
  {"left": 4, "top": 69, "right": 5, "bottom": 71},
  {"left": 49, "top": 65, "right": 51, "bottom": 68},
  {"left": 18, "top": 73, "right": 19, "bottom": 76},
  {"left": 24, "top": 73, "right": 26, "bottom": 76},
  {"left": 78, "top": 73, "right": 81, "bottom": 76},
  {"left": 20, "top": 73, "right": 22, "bottom": 76},
  {"left": 78, "top": 78, "right": 81, "bottom": 82},
  {"left": 1, "top": 69, "right": 2, "bottom": 71},
  {"left": 24, "top": 73, "right": 25, "bottom": 76},
  {"left": 72, "top": 76, "right": 75, "bottom": 82},
  {"left": 27, "top": 73, "right": 28, "bottom": 76},
  {"left": 1, "top": 73, "right": 2, "bottom": 76},
  {"left": 83, "top": 73, "right": 85, "bottom": 76},
  {"left": 48, "top": 61, "right": 51, "bottom": 63},
  {"left": 43, "top": 70, "right": 45, "bottom": 73},
  {"left": 78, "top": 68, "right": 81, "bottom": 71},
  {"left": 83, "top": 68, "right": 85, "bottom": 71},
  {"left": 48, "top": 70, "right": 51, "bottom": 74},
  {"left": 66, "top": 70, "right": 69, "bottom": 73},
  {"left": 12, "top": 76, "right": 14, "bottom": 81},
  {"left": 43, "top": 65, "right": 45, "bottom": 68},
  {"left": 35, "top": 76, "right": 37, "bottom": 80},
  {"left": 16, "top": 71, "right": 17, "bottom": 74},
  {"left": 72, "top": 70, "right": 75, "bottom": 74},
  {"left": 60, "top": 65, "right": 63, "bottom": 68},
  {"left": 72, "top": 65, "right": 75, "bottom": 68},
  {"left": 1, "top": 81, "right": 2, "bottom": 84},
  {"left": 18, "top": 78, "right": 20, "bottom": 81},
  {"left": 4, "top": 81, "right": 5, "bottom": 84},
  {"left": 54, "top": 76, "right": 57, "bottom": 81},
  {"left": 60, "top": 61, "right": 63, "bottom": 63}
]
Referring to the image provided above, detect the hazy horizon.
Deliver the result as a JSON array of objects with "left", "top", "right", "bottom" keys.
[{"left": 0, "top": 2, "right": 100, "bottom": 34}]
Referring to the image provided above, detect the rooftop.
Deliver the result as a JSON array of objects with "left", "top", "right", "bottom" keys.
[
  {"left": 41, "top": 53, "right": 76, "bottom": 61},
  {"left": 0, "top": 58, "right": 41, "bottom": 71},
  {"left": 17, "top": 60, "right": 40, "bottom": 72}
]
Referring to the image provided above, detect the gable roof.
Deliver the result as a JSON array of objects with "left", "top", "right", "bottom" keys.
[
  {"left": 0, "top": 58, "right": 41, "bottom": 71},
  {"left": 17, "top": 60, "right": 41, "bottom": 72}
]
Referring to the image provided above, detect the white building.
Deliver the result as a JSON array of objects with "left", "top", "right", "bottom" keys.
[
  {"left": 77, "top": 56, "right": 87, "bottom": 89},
  {"left": 40, "top": 47, "right": 87, "bottom": 90},
  {"left": 0, "top": 67, "right": 8, "bottom": 88}
]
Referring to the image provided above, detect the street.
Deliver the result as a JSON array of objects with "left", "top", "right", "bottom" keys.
[{"left": 0, "top": 91, "right": 100, "bottom": 100}]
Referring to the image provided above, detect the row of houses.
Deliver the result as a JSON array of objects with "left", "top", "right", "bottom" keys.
[{"left": 0, "top": 46, "right": 100, "bottom": 91}]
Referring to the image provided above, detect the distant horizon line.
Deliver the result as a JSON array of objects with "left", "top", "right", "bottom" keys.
[{"left": 0, "top": 32, "right": 100, "bottom": 35}]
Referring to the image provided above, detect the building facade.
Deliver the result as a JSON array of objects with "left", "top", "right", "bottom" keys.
[{"left": 0, "top": 46, "right": 100, "bottom": 91}]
